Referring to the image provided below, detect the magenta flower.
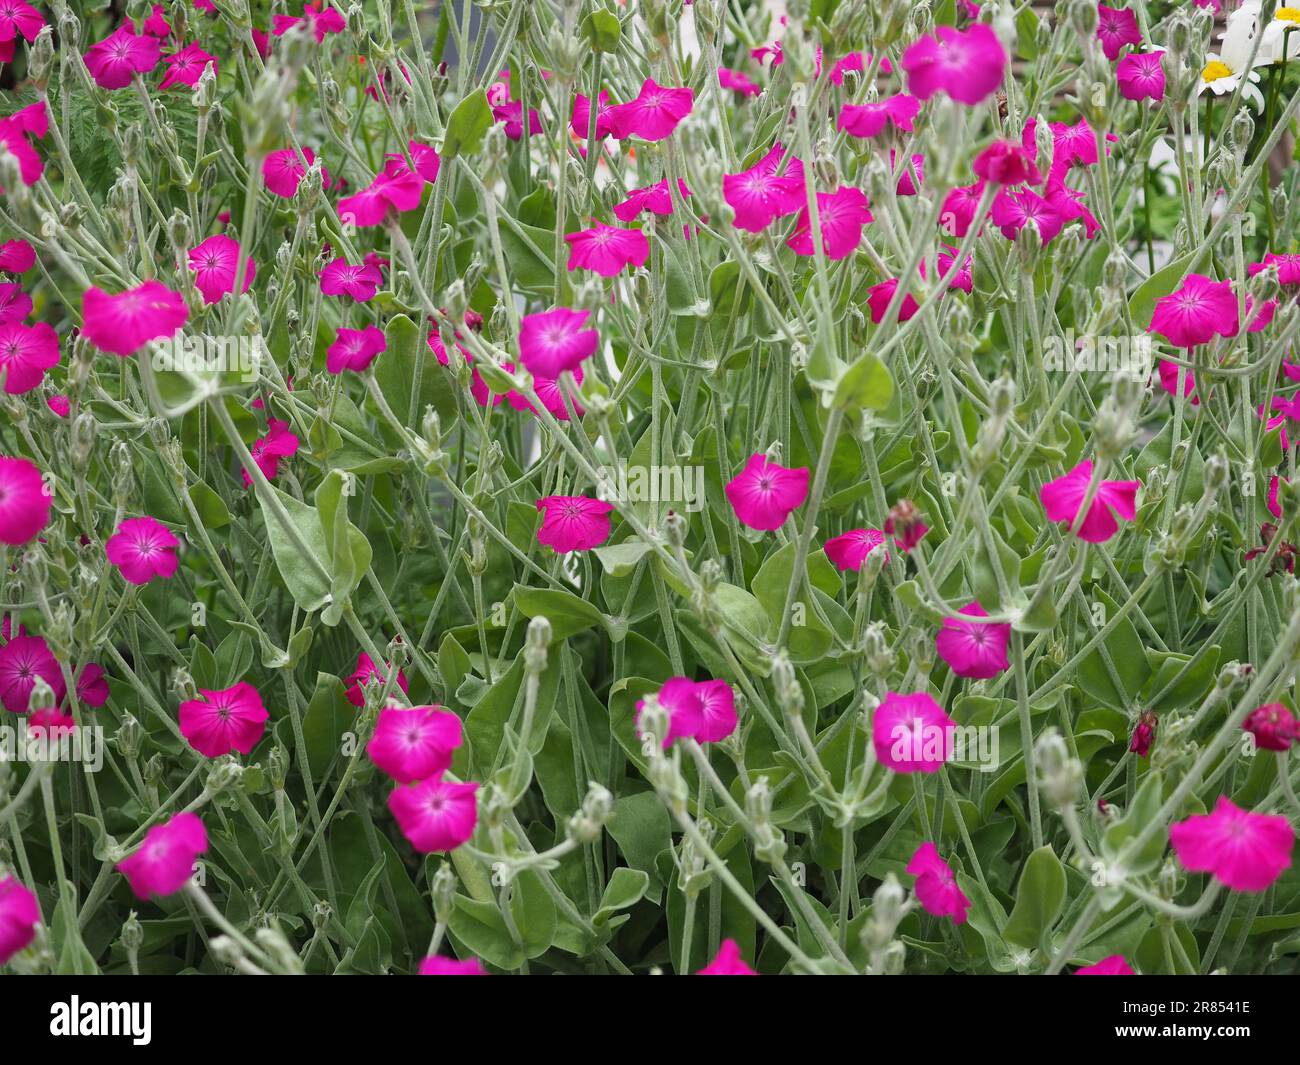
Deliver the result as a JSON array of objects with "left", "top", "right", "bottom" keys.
[
  {"left": 0, "top": 455, "right": 49, "bottom": 546},
  {"left": 0, "top": 320, "right": 58, "bottom": 394},
  {"left": 75, "top": 663, "right": 110, "bottom": 708},
  {"left": 0, "top": 107, "right": 45, "bottom": 190},
  {"left": 272, "top": 2, "right": 345, "bottom": 42},
  {"left": 873, "top": 691, "right": 956, "bottom": 774},
  {"left": 188, "top": 234, "right": 255, "bottom": 304},
  {"left": 1157, "top": 360, "right": 1197, "bottom": 405},
  {"left": 0, "top": 0, "right": 43, "bottom": 44},
  {"left": 990, "top": 186, "right": 1064, "bottom": 245},
  {"left": 419, "top": 955, "right": 487, "bottom": 975},
  {"left": 263, "top": 146, "right": 328, "bottom": 199},
  {"left": 725, "top": 454, "right": 809, "bottom": 531},
  {"left": 405, "top": 140, "right": 441, "bottom": 183},
  {"left": 1039, "top": 460, "right": 1140, "bottom": 543},
  {"left": 326, "top": 325, "right": 386, "bottom": 375},
  {"left": 866, "top": 279, "right": 919, "bottom": 324},
  {"left": 1049, "top": 119, "right": 1112, "bottom": 179},
  {"left": 536, "top": 495, "right": 613, "bottom": 553},
  {"left": 117, "top": 812, "right": 208, "bottom": 899},
  {"left": 105, "top": 516, "right": 180, "bottom": 585},
  {"left": 940, "top": 180, "right": 987, "bottom": 238},
  {"left": 367, "top": 704, "right": 463, "bottom": 784},
  {"left": 388, "top": 778, "right": 479, "bottom": 853},
  {"left": 344, "top": 651, "right": 409, "bottom": 708},
  {"left": 0, "top": 634, "right": 65, "bottom": 713},
  {"left": 697, "top": 939, "right": 757, "bottom": 975},
  {"left": 1117, "top": 50, "right": 1165, "bottom": 101},
  {"left": 493, "top": 99, "right": 542, "bottom": 140},
  {"left": 179, "top": 682, "right": 268, "bottom": 759},
  {"left": 786, "top": 186, "right": 873, "bottom": 260},
  {"left": 614, "top": 178, "right": 690, "bottom": 222},
  {"left": 319, "top": 258, "right": 383, "bottom": 302},
  {"left": 1243, "top": 703, "right": 1299, "bottom": 752},
  {"left": 1169, "top": 796, "right": 1293, "bottom": 892},
  {"left": 143, "top": 4, "right": 171, "bottom": 36},
  {"left": 0, "top": 876, "right": 39, "bottom": 964},
  {"left": 1250, "top": 252, "right": 1300, "bottom": 287},
  {"left": 837, "top": 94, "right": 921, "bottom": 138},
  {"left": 893, "top": 151, "right": 925, "bottom": 197},
  {"left": 337, "top": 156, "right": 426, "bottom": 226},
  {"left": 973, "top": 139, "right": 1042, "bottom": 185},
  {"left": 508, "top": 368, "right": 583, "bottom": 422},
  {"left": 1075, "top": 955, "right": 1135, "bottom": 975},
  {"left": 1129, "top": 711, "right": 1156, "bottom": 757},
  {"left": 638, "top": 677, "right": 700, "bottom": 750},
  {"left": 1096, "top": 5, "right": 1141, "bottom": 60},
  {"left": 0, "top": 239, "right": 34, "bottom": 273},
  {"left": 84, "top": 25, "right": 161, "bottom": 89},
  {"left": 242, "top": 419, "right": 300, "bottom": 487},
  {"left": 518, "top": 307, "right": 599, "bottom": 379},
  {"left": 1148, "top": 273, "right": 1239, "bottom": 348},
  {"left": 718, "top": 67, "right": 761, "bottom": 96},
  {"left": 935, "top": 602, "right": 1010, "bottom": 679},
  {"left": 159, "top": 42, "right": 217, "bottom": 90},
  {"left": 902, "top": 23, "right": 1007, "bottom": 106},
  {"left": 571, "top": 91, "right": 618, "bottom": 137},
  {"left": 830, "top": 51, "right": 891, "bottom": 83},
  {"left": 608, "top": 78, "right": 693, "bottom": 141},
  {"left": 722, "top": 144, "right": 806, "bottom": 233},
  {"left": 935, "top": 245, "right": 974, "bottom": 292},
  {"left": 0, "top": 284, "right": 33, "bottom": 326},
  {"left": 907, "top": 842, "right": 971, "bottom": 924},
  {"left": 564, "top": 221, "right": 650, "bottom": 276},
  {"left": 46, "top": 395, "right": 68, "bottom": 418},
  {"left": 1043, "top": 180, "right": 1101, "bottom": 239},
  {"left": 639, "top": 677, "right": 738, "bottom": 748},
  {"left": 824, "top": 528, "right": 888, "bottom": 571},
  {"left": 81, "top": 280, "right": 188, "bottom": 357}
]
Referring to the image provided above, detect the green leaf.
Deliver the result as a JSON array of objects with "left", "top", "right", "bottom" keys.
[
  {"left": 257, "top": 485, "right": 332, "bottom": 614},
  {"left": 593, "top": 539, "right": 653, "bottom": 577},
  {"left": 373, "top": 312, "right": 457, "bottom": 432},
  {"left": 188, "top": 482, "right": 230, "bottom": 528},
  {"left": 513, "top": 584, "right": 620, "bottom": 641},
  {"left": 833, "top": 349, "right": 895, "bottom": 413},
  {"left": 442, "top": 89, "right": 492, "bottom": 159},
  {"left": 594, "top": 868, "right": 650, "bottom": 926},
  {"left": 301, "top": 672, "right": 351, "bottom": 781},
  {"left": 314, "top": 469, "right": 373, "bottom": 626},
  {"left": 1002, "top": 845, "right": 1067, "bottom": 950},
  {"left": 581, "top": 9, "right": 622, "bottom": 51}
]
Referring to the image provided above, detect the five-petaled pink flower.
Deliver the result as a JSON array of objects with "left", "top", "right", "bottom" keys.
[
  {"left": 420, "top": 955, "right": 487, "bottom": 975},
  {"left": 241, "top": 418, "right": 299, "bottom": 487},
  {"left": 82, "top": 281, "right": 188, "bottom": 357},
  {"left": 614, "top": 178, "right": 691, "bottom": 222},
  {"left": 188, "top": 234, "right": 255, "bottom": 304},
  {"left": 873, "top": 691, "right": 956, "bottom": 773},
  {"left": 973, "top": 139, "right": 1043, "bottom": 185},
  {"left": 0, "top": 875, "right": 40, "bottom": 964},
  {"left": 0, "top": 239, "right": 34, "bottom": 273},
  {"left": 0, "top": 634, "right": 65, "bottom": 713},
  {"left": 0, "top": 455, "right": 50, "bottom": 546},
  {"left": 902, "top": 23, "right": 1007, "bottom": 106},
  {"left": 1250, "top": 252, "right": 1300, "bottom": 288},
  {"left": 179, "top": 682, "right": 269, "bottom": 758},
  {"left": 866, "top": 278, "right": 919, "bottom": 324},
  {"left": 991, "top": 186, "right": 1063, "bottom": 245},
  {"left": 1075, "top": 955, "right": 1134, "bottom": 975},
  {"left": 388, "top": 778, "right": 479, "bottom": 853},
  {"left": 326, "top": 325, "right": 386, "bottom": 374},
  {"left": 564, "top": 221, "right": 650, "bottom": 276},
  {"left": 1169, "top": 796, "right": 1293, "bottom": 892},
  {"left": 723, "top": 144, "right": 806, "bottom": 233},
  {"left": 1039, "top": 460, "right": 1140, "bottom": 543},
  {"left": 725, "top": 453, "right": 809, "bottom": 531},
  {"left": 84, "top": 25, "right": 162, "bottom": 90},
  {"left": 638, "top": 677, "right": 738, "bottom": 749},
  {"left": 518, "top": 307, "right": 599, "bottom": 379},
  {"left": 1243, "top": 703, "right": 1299, "bottom": 752},
  {"left": 824, "top": 528, "right": 888, "bottom": 571},
  {"left": 159, "top": 42, "right": 217, "bottom": 90},
  {"left": 718, "top": 68, "right": 761, "bottom": 96},
  {"left": 367, "top": 704, "right": 463, "bottom": 784},
  {"left": 609, "top": 78, "right": 693, "bottom": 141},
  {"left": 0, "top": 320, "right": 57, "bottom": 394},
  {"left": 1117, "top": 50, "right": 1165, "bottom": 102},
  {"left": 697, "top": 939, "right": 757, "bottom": 975},
  {"left": 1148, "top": 273, "right": 1239, "bottom": 348},
  {"left": 786, "top": 186, "right": 873, "bottom": 260},
  {"left": 571, "top": 92, "right": 618, "bottom": 138},
  {"left": 76, "top": 663, "right": 110, "bottom": 708},
  {"left": 338, "top": 156, "right": 426, "bottom": 226},
  {"left": 907, "top": 842, "right": 971, "bottom": 924},
  {"left": 320, "top": 258, "right": 383, "bottom": 301},
  {"left": 105, "top": 515, "right": 180, "bottom": 585},
  {"left": 0, "top": 0, "right": 44, "bottom": 46},
  {"left": 935, "top": 602, "right": 1010, "bottom": 679},
  {"left": 1096, "top": 5, "right": 1142, "bottom": 61},
  {"left": 536, "top": 495, "right": 613, "bottom": 553},
  {"left": 117, "top": 812, "right": 208, "bottom": 899},
  {"left": 345, "top": 651, "right": 410, "bottom": 708},
  {"left": 837, "top": 95, "right": 921, "bottom": 138},
  {"left": 263, "top": 146, "right": 329, "bottom": 199},
  {"left": 272, "top": 2, "right": 346, "bottom": 42}
]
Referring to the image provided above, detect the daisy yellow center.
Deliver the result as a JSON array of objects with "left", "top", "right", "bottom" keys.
[
  {"left": 1277, "top": 8, "right": 1300, "bottom": 24},
  {"left": 1202, "top": 59, "right": 1233, "bottom": 82}
]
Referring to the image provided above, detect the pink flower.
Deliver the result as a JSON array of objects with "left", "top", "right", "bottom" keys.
[
  {"left": 639, "top": 677, "right": 738, "bottom": 748},
  {"left": 367, "top": 704, "right": 463, "bottom": 784},
  {"left": 29, "top": 706, "right": 74, "bottom": 736},
  {"left": 0, "top": 455, "right": 50, "bottom": 545},
  {"left": 188, "top": 234, "right": 255, "bottom": 304},
  {"left": 940, "top": 181, "right": 987, "bottom": 238},
  {"left": 0, "top": 0, "right": 43, "bottom": 44},
  {"left": 902, "top": 23, "right": 1007, "bottom": 106},
  {"left": 337, "top": 156, "right": 426, "bottom": 226},
  {"left": 0, "top": 239, "right": 33, "bottom": 273},
  {"left": 117, "top": 812, "right": 208, "bottom": 899},
  {"left": 507, "top": 368, "right": 584, "bottom": 422},
  {"left": 1129, "top": 710, "right": 1157, "bottom": 757},
  {"left": 159, "top": 42, "right": 217, "bottom": 90},
  {"left": 326, "top": 325, "right": 386, "bottom": 374},
  {"left": 1169, "top": 796, "right": 1293, "bottom": 892},
  {"left": 1243, "top": 703, "right": 1299, "bottom": 752},
  {"left": 1075, "top": 955, "right": 1134, "bottom": 975},
  {"left": 1043, "top": 180, "right": 1101, "bottom": 239},
  {"left": 75, "top": 663, "right": 109, "bottom": 708},
  {"left": 518, "top": 307, "right": 599, "bottom": 379},
  {"left": 272, "top": 2, "right": 345, "bottom": 42},
  {"left": 725, "top": 453, "right": 809, "bottom": 531},
  {"left": 1048, "top": 119, "right": 1113, "bottom": 179},
  {"left": 0, "top": 283, "right": 31, "bottom": 324},
  {"left": 873, "top": 691, "right": 956, "bottom": 774},
  {"left": 345, "top": 651, "right": 409, "bottom": 708},
  {"left": 388, "top": 778, "right": 479, "bottom": 853},
  {"left": 46, "top": 395, "right": 68, "bottom": 418},
  {"left": 786, "top": 186, "right": 873, "bottom": 260},
  {"left": 493, "top": 99, "right": 541, "bottom": 140},
  {"left": 608, "top": 78, "right": 693, "bottom": 141},
  {"left": 419, "top": 955, "right": 487, "bottom": 975},
  {"left": 1039, "top": 460, "right": 1140, "bottom": 543},
  {"left": 1148, "top": 273, "right": 1239, "bottom": 348},
  {"left": 241, "top": 418, "right": 299, "bottom": 487},
  {"left": 536, "top": 495, "right": 613, "bottom": 553},
  {"left": 179, "top": 682, "right": 268, "bottom": 758},
  {"left": 564, "top": 221, "right": 649, "bottom": 276},
  {"left": 830, "top": 51, "right": 891, "bottom": 83},
  {"left": 0, "top": 320, "right": 58, "bottom": 394},
  {"left": 866, "top": 278, "right": 919, "bottom": 324},
  {"left": 143, "top": 4, "right": 171, "bottom": 36},
  {"left": 885, "top": 499, "right": 929, "bottom": 552},
  {"left": 84, "top": 25, "right": 161, "bottom": 89},
  {"left": 935, "top": 602, "right": 1010, "bottom": 679},
  {"left": 319, "top": 258, "right": 383, "bottom": 302},
  {"left": 906, "top": 842, "right": 971, "bottom": 924},
  {"left": 405, "top": 141, "right": 441, "bottom": 183},
  {"left": 571, "top": 92, "right": 618, "bottom": 138},
  {"left": 837, "top": 95, "right": 921, "bottom": 138},
  {"left": 722, "top": 144, "right": 806, "bottom": 232},
  {"left": 990, "top": 186, "right": 1063, "bottom": 245},
  {"left": 263, "top": 147, "right": 328, "bottom": 199},
  {"left": 0, "top": 108, "right": 44, "bottom": 190},
  {"left": 973, "top": 139, "right": 1042, "bottom": 185},
  {"left": 1157, "top": 359, "right": 1197, "bottom": 404},
  {"left": 697, "top": 939, "right": 757, "bottom": 975},
  {"left": 935, "top": 245, "right": 974, "bottom": 292},
  {"left": 105, "top": 515, "right": 180, "bottom": 585},
  {"left": 0, "top": 876, "right": 39, "bottom": 964},
  {"left": 251, "top": 27, "right": 271, "bottom": 58},
  {"left": 614, "top": 178, "right": 690, "bottom": 222},
  {"left": 1096, "top": 5, "right": 1141, "bottom": 61},
  {"left": 81, "top": 281, "right": 188, "bottom": 357},
  {"left": 1117, "top": 50, "right": 1165, "bottom": 101},
  {"left": 893, "top": 151, "right": 925, "bottom": 197},
  {"left": 1268, "top": 475, "right": 1285, "bottom": 519},
  {"left": 718, "top": 67, "right": 761, "bottom": 96},
  {"left": 0, "top": 634, "right": 64, "bottom": 713},
  {"left": 1249, "top": 253, "right": 1300, "bottom": 288},
  {"left": 824, "top": 528, "right": 888, "bottom": 571}
]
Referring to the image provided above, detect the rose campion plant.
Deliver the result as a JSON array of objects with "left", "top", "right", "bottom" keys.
[{"left": 0, "top": 0, "right": 1298, "bottom": 983}]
